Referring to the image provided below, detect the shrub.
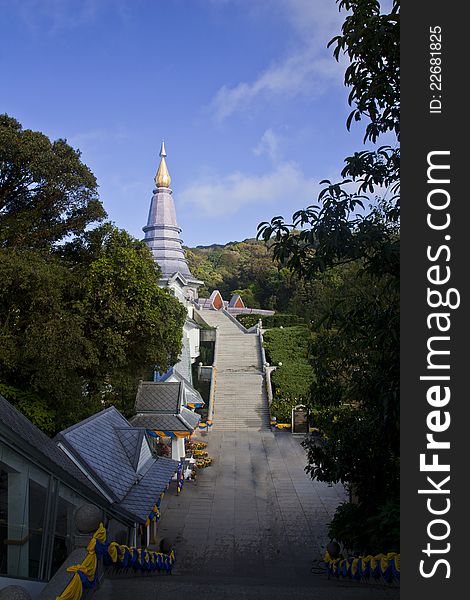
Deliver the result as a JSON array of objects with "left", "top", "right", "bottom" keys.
[
  {"left": 236, "top": 312, "right": 304, "bottom": 329},
  {"left": 263, "top": 326, "right": 315, "bottom": 420},
  {"left": 328, "top": 499, "right": 400, "bottom": 555}
]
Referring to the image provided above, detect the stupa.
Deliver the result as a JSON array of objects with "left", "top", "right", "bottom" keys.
[{"left": 143, "top": 142, "right": 203, "bottom": 303}]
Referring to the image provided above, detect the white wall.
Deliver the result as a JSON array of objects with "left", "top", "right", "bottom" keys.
[{"left": 185, "top": 324, "right": 200, "bottom": 363}]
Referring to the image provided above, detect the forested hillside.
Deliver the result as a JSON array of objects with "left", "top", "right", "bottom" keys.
[
  {"left": 185, "top": 239, "right": 290, "bottom": 310},
  {"left": 185, "top": 238, "right": 359, "bottom": 325}
]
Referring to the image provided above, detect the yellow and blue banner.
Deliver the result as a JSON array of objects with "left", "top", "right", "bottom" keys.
[
  {"left": 56, "top": 524, "right": 176, "bottom": 599},
  {"left": 324, "top": 551, "right": 400, "bottom": 583}
]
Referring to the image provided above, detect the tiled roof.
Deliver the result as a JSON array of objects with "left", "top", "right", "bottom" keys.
[
  {"left": 55, "top": 406, "right": 184, "bottom": 523},
  {"left": 183, "top": 382, "right": 205, "bottom": 407},
  {"left": 115, "top": 428, "right": 145, "bottom": 471},
  {"left": 167, "top": 370, "right": 204, "bottom": 407},
  {"left": 56, "top": 407, "right": 138, "bottom": 502},
  {"left": 180, "top": 407, "right": 201, "bottom": 430},
  {"left": 0, "top": 395, "right": 105, "bottom": 501},
  {"left": 135, "top": 381, "right": 182, "bottom": 414},
  {"left": 119, "top": 457, "right": 178, "bottom": 522},
  {"left": 130, "top": 411, "right": 200, "bottom": 432},
  {"left": 228, "top": 294, "right": 244, "bottom": 308}
]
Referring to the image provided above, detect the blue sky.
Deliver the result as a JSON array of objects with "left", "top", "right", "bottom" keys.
[{"left": 1, "top": 0, "right": 372, "bottom": 246}]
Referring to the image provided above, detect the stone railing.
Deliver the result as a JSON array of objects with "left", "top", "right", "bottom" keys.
[
  {"left": 265, "top": 365, "right": 276, "bottom": 406},
  {"left": 206, "top": 325, "right": 219, "bottom": 427},
  {"left": 258, "top": 327, "right": 267, "bottom": 370},
  {"left": 221, "top": 308, "right": 255, "bottom": 333}
]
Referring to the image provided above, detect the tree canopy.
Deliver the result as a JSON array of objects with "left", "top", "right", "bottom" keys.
[
  {"left": 0, "top": 114, "right": 106, "bottom": 248},
  {"left": 0, "top": 116, "right": 186, "bottom": 433},
  {"left": 257, "top": 0, "right": 400, "bottom": 554}
]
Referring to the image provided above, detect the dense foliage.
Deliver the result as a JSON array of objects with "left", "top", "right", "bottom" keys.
[
  {"left": 0, "top": 117, "right": 186, "bottom": 434},
  {"left": 258, "top": 0, "right": 400, "bottom": 553},
  {"left": 0, "top": 114, "right": 106, "bottom": 248},
  {"left": 186, "top": 239, "right": 348, "bottom": 323},
  {"left": 236, "top": 313, "right": 305, "bottom": 329},
  {"left": 263, "top": 326, "right": 315, "bottom": 422},
  {"left": 185, "top": 240, "right": 297, "bottom": 310}
]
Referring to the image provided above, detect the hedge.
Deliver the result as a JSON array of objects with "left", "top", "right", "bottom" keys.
[
  {"left": 236, "top": 312, "right": 304, "bottom": 329},
  {"left": 263, "top": 325, "right": 315, "bottom": 422}
]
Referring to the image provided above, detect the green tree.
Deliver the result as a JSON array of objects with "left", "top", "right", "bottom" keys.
[
  {"left": 0, "top": 114, "right": 106, "bottom": 248},
  {"left": 258, "top": 0, "right": 400, "bottom": 553},
  {"left": 0, "top": 227, "right": 187, "bottom": 432},
  {"left": 69, "top": 224, "right": 187, "bottom": 416},
  {"left": 0, "top": 117, "right": 187, "bottom": 432},
  {"left": 0, "top": 249, "right": 97, "bottom": 430}
]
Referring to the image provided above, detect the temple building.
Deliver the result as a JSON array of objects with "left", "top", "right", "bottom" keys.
[
  {"left": 143, "top": 144, "right": 205, "bottom": 389},
  {"left": 139, "top": 143, "right": 274, "bottom": 447},
  {"left": 139, "top": 143, "right": 207, "bottom": 456},
  {"left": 143, "top": 142, "right": 203, "bottom": 306}
]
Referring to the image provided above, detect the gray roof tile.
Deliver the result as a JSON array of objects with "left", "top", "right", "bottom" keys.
[
  {"left": 0, "top": 395, "right": 105, "bottom": 501},
  {"left": 130, "top": 412, "right": 199, "bottom": 432},
  {"left": 179, "top": 407, "right": 201, "bottom": 430},
  {"left": 182, "top": 382, "right": 205, "bottom": 407},
  {"left": 119, "top": 457, "right": 179, "bottom": 522},
  {"left": 115, "top": 428, "right": 145, "bottom": 471},
  {"left": 56, "top": 407, "right": 136, "bottom": 501},
  {"left": 135, "top": 381, "right": 181, "bottom": 413},
  {"left": 55, "top": 406, "right": 183, "bottom": 523}
]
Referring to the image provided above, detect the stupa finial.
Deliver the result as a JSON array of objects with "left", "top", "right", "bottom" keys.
[{"left": 155, "top": 141, "right": 171, "bottom": 188}]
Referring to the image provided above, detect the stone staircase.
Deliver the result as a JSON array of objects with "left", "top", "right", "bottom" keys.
[{"left": 197, "top": 309, "right": 270, "bottom": 430}]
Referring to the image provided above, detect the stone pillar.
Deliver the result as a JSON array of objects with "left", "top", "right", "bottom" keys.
[
  {"left": 178, "top": 437, "right": 185, "bottom": 459},
  {"left": 171, "top": 437, "right": 186, "bottom": 460},
  {"left": 73, "top": 503, "right": 103, "bottom": 550},
  {"left": 149, "top": 519, "right": 157, "bottom": 546}
]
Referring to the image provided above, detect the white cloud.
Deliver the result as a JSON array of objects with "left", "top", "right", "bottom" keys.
[
  {"left": 11, "top": 0, "right": 131, "bottom": 32},
  {"left": 210, "top": 0, "right": 345, "bottom": 121},
  {"left": 179, "top": 161, "right": 319, "bottom": 217},
  {"left": 253, "top": 128, "right": 281, "bottom": 162}
]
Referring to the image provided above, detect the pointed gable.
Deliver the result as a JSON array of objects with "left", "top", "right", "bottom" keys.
[
  {"left": 115, "top": 428, "right": 145, "bottom": 471},
  {"left": 209, "top": 289, "right": 224, "bottom": 310},
  {"left": 229, "top": 294, "right": 245, "bottom": 309}
]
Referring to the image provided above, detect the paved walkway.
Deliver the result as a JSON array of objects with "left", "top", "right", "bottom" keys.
[
  {"left": 95, "top": 310, "right": 398, "bottom": 598},
  {"left": 197, "top": 309, "right": 270, "bottom": 430},
  {"left": 158, "top": 430, "right": 345, "bottom": 575},
  {"left": 97, "top": 430, "right": 397, "bottom": 599}
]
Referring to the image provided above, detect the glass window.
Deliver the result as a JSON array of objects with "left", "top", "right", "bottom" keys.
[
  {"left": 27, "top": 477, "right": 48, "bottom": 578},
  {"left": 0, "top": 469, "right": 8, "bottom": 575},
  {"left": 0, "top": 446, "right": 50, "bottom": 580},
  {"left": 50, "top": 484, "right": 85, "bottom": 577}
]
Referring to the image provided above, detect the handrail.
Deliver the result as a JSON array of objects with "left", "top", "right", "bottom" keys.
[
  {"left": 205, "top": 321, "right": 219, "bottom": 427},
  {"left": 221, "top": 308, "right": 255, "bottom": 333},
  {"left": 324, "top": 550, "right": 400, "bottom": 583},
  {"left": 53, "top": 524, "right": 176, "bottom": 600},
  {"left": 258, "top": 328, "right": 267, "bottom": 371}
]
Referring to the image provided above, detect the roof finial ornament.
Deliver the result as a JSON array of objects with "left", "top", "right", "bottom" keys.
[{"left": 155, "top": 140, "right": 171, "bottom": 188}]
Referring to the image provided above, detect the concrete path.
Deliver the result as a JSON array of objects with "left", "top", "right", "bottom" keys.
[
  {"left": 95, "top": 309, "right": 398, "bottom": 598},
  {"left": 96, "top": 431, "right": 397, "bottom": 599},
  {"left": 196, "top": 309, "right": 270, "bottom": 430},
  {"left": 156, "top": 430, "right": 347, "bottom": 573}
]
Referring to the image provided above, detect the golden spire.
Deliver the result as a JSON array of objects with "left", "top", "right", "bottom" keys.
[{"left": 154, "top": 141, "right": 171, "bottom": 188}]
